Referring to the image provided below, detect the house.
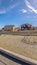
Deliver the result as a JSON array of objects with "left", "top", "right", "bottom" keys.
[
  {"left": 2, "top": 25, "right": 15, "bottom": 32},
  {"left": 33, "top": 27, "right": 37, "bottom": 30},
  {"left": 21, "top": 24, "right": 34, "bottom": 31}
]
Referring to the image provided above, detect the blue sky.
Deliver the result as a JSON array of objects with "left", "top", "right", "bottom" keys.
[{"left": 0, "top": 0, "right": 37, "bottom": 28}]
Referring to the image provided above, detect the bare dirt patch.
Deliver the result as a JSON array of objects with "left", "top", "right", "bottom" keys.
[
  {"left": 22, "top": 36, "right": 37, "bottom": 45},
  {"left": 0, "top": 34, "right": 37, "bottom": 60}
]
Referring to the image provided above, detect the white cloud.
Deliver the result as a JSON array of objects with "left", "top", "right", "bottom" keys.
[
  {"left": 7, "top": 3, "right": 19, "bottom": 12},
  {"left": 0, "top": 3, "right": 18, "bottom": 14},
  {"left": 0, "top": 0, "right": 19, "bottom": 14},
  {"left": 9, "top": 4, "right": 18, "bottom": 9},
  {"left": 21, "top": 9, "right": 27, "bottom": 13},
  {"left": 0, "top": 9, "right": 6, "bottom": 14},
  {"left": 25, "top": 0, "right": 37, "bottom": 14},
  {"left": 0, "top": 4, "right": 17, "bottom": 14}
]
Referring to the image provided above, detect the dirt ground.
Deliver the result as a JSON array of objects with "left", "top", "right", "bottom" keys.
[{"left": 0, "top": 34, "right": 37, "bottom": 60}]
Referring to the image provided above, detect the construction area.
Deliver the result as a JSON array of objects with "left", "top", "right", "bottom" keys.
[
  {"left": 0, "top": 34, "right": 37, "bottom": 60},
  {"left": 0, "top": 24, "right": 37, "bottom": 65}
]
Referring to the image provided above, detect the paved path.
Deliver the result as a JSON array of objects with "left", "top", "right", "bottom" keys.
[
  {"left": 0, "top": 54, "right": 29, "bottom": 65},
  {"left": 0, "top": 48, "right": 30, "bottom": 65},
  {"left": 0, "top": 48, "right": 37, "bottom": 65},
  {"left": 0, "top": 55, "right": 21, "bottom": 65}
]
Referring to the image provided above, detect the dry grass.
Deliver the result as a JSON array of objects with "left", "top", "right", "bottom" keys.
[
  {"left": 22, "top": 36, "right": 37, "bottom": 44},
  {"left": 0, "top": 34, "right": 37, "bottom": 60}
]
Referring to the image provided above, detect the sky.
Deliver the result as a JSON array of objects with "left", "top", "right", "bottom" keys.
[{"left": 0, "top": 0, "right": 37, "bottom": 28}]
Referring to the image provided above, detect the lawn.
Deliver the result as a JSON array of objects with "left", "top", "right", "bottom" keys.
[{"left": 0, "top": 34, "right": 37, "bottom": 60}]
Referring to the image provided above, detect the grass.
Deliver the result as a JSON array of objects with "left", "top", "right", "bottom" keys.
[
  {"left": 0, "top": 30, "right": 37, "bottom": 36},
  {"left": 22, "top": 36, "right": 37, "bottom": 44},
  {"left": 0, "top": 34, "right": 37, "bottom": 60}
]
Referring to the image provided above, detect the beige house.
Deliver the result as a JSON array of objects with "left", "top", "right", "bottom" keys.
[{"left": 2, "top": 25, "right": 15, "bottom": 32}]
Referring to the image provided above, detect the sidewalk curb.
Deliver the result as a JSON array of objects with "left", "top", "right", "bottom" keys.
[{"left": 0, "top": 47, "right": 37, "bottom": 65}]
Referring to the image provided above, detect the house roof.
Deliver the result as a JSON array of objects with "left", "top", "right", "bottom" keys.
[{"left": 4, "top": 25, "right": 15, "bottom": 28}]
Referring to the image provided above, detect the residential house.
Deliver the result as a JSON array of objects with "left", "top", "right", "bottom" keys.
[{"left": 2, "top": 25, "right": 15, "bottom": 32}]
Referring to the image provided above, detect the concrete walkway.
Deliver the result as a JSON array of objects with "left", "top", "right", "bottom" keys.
[
  {"left": 0, "top": 47, "right": 37, "bottom": 65},
  {"left": 0, "top": 55, "right": 21, "bottom": 65}
]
